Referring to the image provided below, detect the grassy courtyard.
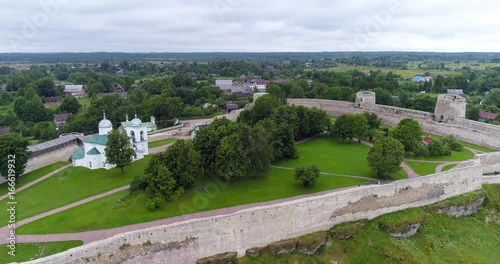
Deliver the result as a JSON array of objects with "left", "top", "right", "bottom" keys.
[
  {"left": 18, "top": 168, "right": 367, "bottom": 234},
  {"left": 0, "top": 240, "right": 82, "bottom": 263},
  {"left": 0, "top": 162, "right": 70, "bottom": 197},
  {"left": 0, "top": 158, "right": 150, "bottom": 226},
  {"left": 442, "top": 164, "right": 457, "bottom": 172},
  {"left": 238, "top": 185, "right": 500, "bottom": 264},
  {"left": 275, "top": 138, "right": 407, "bottom": 180},
  {"left": 147, "top": 138, "right": 178, "bottom": 148}
]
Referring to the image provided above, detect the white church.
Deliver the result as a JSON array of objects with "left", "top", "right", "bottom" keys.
[{"left": 71, "top": 113, "right": 149, "bottom": 170}]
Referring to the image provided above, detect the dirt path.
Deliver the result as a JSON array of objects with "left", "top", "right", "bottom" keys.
[
  {"left": 2, "top": 184, "right": 372, "bottom": 245},
  {"left": 0, "top": 164, "right": 72, "bottom": 202}
]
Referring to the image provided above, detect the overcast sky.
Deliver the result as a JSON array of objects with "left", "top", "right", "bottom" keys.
[{"left": 1, "top": 0, "right": 499, "bottom": 52}]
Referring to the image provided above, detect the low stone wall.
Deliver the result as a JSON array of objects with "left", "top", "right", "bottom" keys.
[
  {"left": 483, "top": 176, "right": 500, "bottom": 185},
  {"left": 288, "top": 99, "right": 500, "bottom": 150},
  {"left": 28, "top": 161, "right": 483, "bottom": 264}
]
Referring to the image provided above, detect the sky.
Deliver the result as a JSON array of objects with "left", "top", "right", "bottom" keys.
[{"left": 1, "top": 0, "right": 499, "bottom": 52}]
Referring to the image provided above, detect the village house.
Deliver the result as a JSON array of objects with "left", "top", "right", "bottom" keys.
[
  {"left": 479, "top": 111, "right": 498, "bottom": 122},
  {"left": 64, "top": 84, "right": 88, "bottom": 98},
  {"left": 54, "top": 113, "right": 70, "bottom": 126},
  {"left": 412, "top": 76, "right": 433, "bottom": 82},
  {"left": 0, "top": 127, "right": 10, "bottom": 137},
  {"left": 44, "top": 96, "right": 61, "bottom": 105}
]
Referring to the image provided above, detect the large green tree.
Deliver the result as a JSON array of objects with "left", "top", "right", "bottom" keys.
[
  {"left": 330, "top": 114, "right": 368, "bottom": 142},
  {"left": 105, "top": 129, "right": 135, "bottom": 174},
  {"left": 59, "top": 95, "right": 81, "bottom": 114},
  {"left": 162, "top": 140, "right": 202, "bottom": 188},
  {"left": 145, "top": 165, "right": 183, "bottom": 201},
  {"left": 0, "top": 134, "right": 30, "bottom": 184},
  {"left": 216, "top": 134, "right": 249, "bottom": 182},
  {"left": 367, "top": 137, "right": 405, "bottom": 178},
  {"left": 392, "top": 118, "right": 423, "bottom": 154},
  {"left": 240, "top": 125, "right": 274, "bottom": 178},
  {"left": 36, "top": 77, "right": 57, "bottom": 97}
]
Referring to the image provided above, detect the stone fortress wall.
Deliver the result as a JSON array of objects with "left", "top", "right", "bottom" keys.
[
  {"left": 30, "top": 159, "right": 484, "bottom": 264},
  {"left": 288, "top": 94, "right": 500, "bottom": 150},
  {"left": 28, "top": 94, "right": 500, "bottom": 264}
]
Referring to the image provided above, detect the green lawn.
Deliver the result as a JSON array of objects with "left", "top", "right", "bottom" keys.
[
  {"left": 0, "top": 158, "right": 150, "bottom": 226},
  {"left": 18, "top": 168, "right": 367, "bottom": 234},
  {"left": 0, "top": 162, "right": 70, "bottom": 197},
  {"left": 148, "top": 138, "right": 178, "bottom": 148},
  {"left": 0, "top": 240, "right": 82, "bottom": 263},
  {"left": 73, "top": 97, "right": 91, "bottom": 118},
  {"left": 276, "top": 138, "right": 406, "bottom": 179},
  {"left": 410, "top": 148, "right": 474, "bottom": 162},
  {"left": 442, "top": 164, "right": 456, "bottom": 172},
  {"left": 405, "top": 161, "right": 440, "bottom": 176},
  {"left": 276, "top": 138, "right": 372, "bottom": 176},
  {"left": 427, "top": 134, "right": 495, "bottom": 153},
  {"left": 239, "top": 185, "right": 500, "bottom": 264}
]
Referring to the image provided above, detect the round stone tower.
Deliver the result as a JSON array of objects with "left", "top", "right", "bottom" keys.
[
  {"left": 434, "top": 94, "right": 466, "bottom": 122},
  {"left": 355, "top": 91, "right": 376, "bottom": 108}
]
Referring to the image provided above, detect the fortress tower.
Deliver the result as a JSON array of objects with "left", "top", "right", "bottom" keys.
[
  {"left": 434, "top": 94, "right": 466, "bottom": 122},
  {"left": 355, "top": 91, "right": 376, "bottom": 108}
]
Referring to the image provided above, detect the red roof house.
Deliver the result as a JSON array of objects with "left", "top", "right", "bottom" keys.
[{"left": 480, "top": 111, "right": 498, "bottom": 120}]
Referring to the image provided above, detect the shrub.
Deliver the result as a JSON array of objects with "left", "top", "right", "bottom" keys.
[
  {"left": 146, "top": 196, "right": 163, "bottom": 211},
  {"left": 295, "top": 165, "right": 320, "bottom": 187},
  {"left": 130, "top": 175, "right": 148, "bottom": 193}
]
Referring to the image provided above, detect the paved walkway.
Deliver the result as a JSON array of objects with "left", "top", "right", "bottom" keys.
[
  {"left": 0, "top": 164, "right": 72, "bottom": 202},
  {"left": 2, "top": 185, "right": 365, "bottom": 245}
]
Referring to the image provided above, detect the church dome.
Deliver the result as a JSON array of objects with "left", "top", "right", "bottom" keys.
[
  {"left": 99, "top": 113, "right": 113, "bottom": 129},
  {"left": 130, "top": 114, "right": 142, "bottom": 127}
]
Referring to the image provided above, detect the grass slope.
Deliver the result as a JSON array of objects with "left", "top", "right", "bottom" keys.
[
  {"left": 18, "top": 168, "right": 366, "bottom": 234},
  {"left": 0, "top": 158, "right": 149, "bottom": 226},
  {"left": 0, "top": 240, "right": 82, "bottom": 264},
  {"left": 405, "top": 161, "right": 440, "bottom": 176},
  {"left": 442, "top": 164, "right": 456, "bottom": 172},
  {"left": 148, "top": 138, "right": 178, "bottom": 149},
  {"left": 0, "top": 162, "right": 69, "bottom": 197},
  {"left": 238, "top": 185, "right": 500, "bottom": 264}
]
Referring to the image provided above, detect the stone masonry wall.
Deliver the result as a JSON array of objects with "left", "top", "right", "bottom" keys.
[
  {"left": 24, "top": 144, "right": 78, "bottom": 174},
  {"left": 28, "top": 162, "right": 483, "bottom": 264},
  {"left": 288, "top": 99, "right": 500, "bottom": 150}
]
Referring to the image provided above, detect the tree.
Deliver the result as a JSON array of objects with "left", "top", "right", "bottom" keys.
[
  {"left": 466, "top": 105, "right": 481, "bottom": 121},
  {"left": 194, "top": 118, "right": 240, "bottom": 177},
  {"left": 59, "top": 95, "right": 81, "bottom": 114},
  {"left": 145, "top": 165, "right": 183, "bottom": 202},
  {"left": 0, "top": 91, "right": 13, "bottom": 106},
  {"left": 216, "top": 134, "right": 249, "bottom": 182},
  {"left": 364, "top": 112, "right": 381, "bottom": 130},
  {"left": 367, "top": 137, "right": 405, "bottom": 178},
  {"left": 36, "top": 77, "right": 57, "bottom": 97},
  {"left": 105, "top": 129, "right": 135, "bottom": 174},
  {"left": 240, "top": 125, "right": 274, "bottom": 178},
  {"left": 0, "top": 134, "right": 30, "bottom": 184},
  {"left": 330, "top": 114, "right": 368, "bottom": 142},
  {"left": 392, "top": 118, "right": 423, "bottom": 154},
  {"left": 484, "top": 88, "right": 500, "bottom": 108},
  {"left": 295, "top": 165, "right": 320, "bottom": 187},
  {"left": 371, "top": 87, "right": 393, "bottom": 106},
  {"left": 162, "top": 140, "right": 202, "bottom": 188}
]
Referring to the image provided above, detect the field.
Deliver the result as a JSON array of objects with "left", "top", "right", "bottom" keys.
[
  {"left": 18, "top": 168, "right": 366, "bottom": 234},
  {"left": 0, "top": 162, "right": 69, "bottom": 197},
  {"left": 0, "top": 241, "right": 83, "bottom": 264},
  {"left": 238, "top": 185, "right": 500, "bottom": 264},
  {"left": 0, "top": 158, "right": 150, "bottom": 226}
]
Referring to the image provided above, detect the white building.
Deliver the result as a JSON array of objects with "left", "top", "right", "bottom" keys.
[{"left": 71, "top": 113, "right": 149, "bottom": 170}]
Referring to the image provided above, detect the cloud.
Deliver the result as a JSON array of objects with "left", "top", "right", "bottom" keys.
[{"left": 1, "top": 0, "right": 499, "bottom": 52}]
